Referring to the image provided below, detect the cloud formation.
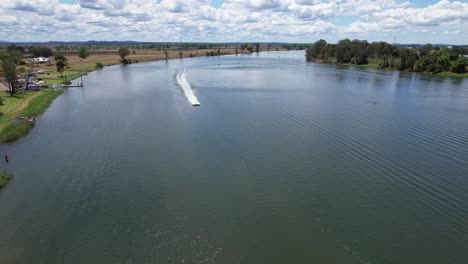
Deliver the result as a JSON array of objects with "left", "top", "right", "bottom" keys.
[{"left": 0, "top": 0, "right": 467, "bottom": 44}]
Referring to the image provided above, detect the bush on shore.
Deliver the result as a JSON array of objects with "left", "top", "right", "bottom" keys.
[{"left": 0, "top": 170, "right": 13, "bottom": 190}]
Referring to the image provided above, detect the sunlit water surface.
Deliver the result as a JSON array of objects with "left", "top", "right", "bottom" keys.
[{"left": 1, "top": 51, "right": 468, "bottom": 264}]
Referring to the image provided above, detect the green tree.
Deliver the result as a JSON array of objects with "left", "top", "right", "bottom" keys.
[
  {"left": 117, "top": 47, "right": 130, "bottom": 63},
  {"left": 351, "top": 39, "right": 369, "bottom": 65},
  {"left": 55, "top": 54, "right": 68, "bottom": 77},
  {"left": 434, "top": 52, "right": 451, "bottom": 73},
  {"left": 451, "top": 56, "right": 467, "bottom": 73},
  {"left": 32, "top": 47, "right": 53, "bottom": 57},
  {"left": 418, "top": 44, "right": 433, "bottom": 57},
  {"left": 399, "top": 48, "right": 419, "bottom": 71},
  {"left": 78, "top": 46, "right": 90, "bottom": 60},
  {"left": 255, "top": 43, "right": 260, "bottom": 53},
  {"left": 335, "top": 39, "right": 352, "bottom": 63},
  {"left": 95, "top": 61, "right": 104, "bottom": 69},
  {"left": 0, "top": 52, "right": 21, "bottom": 96},
  {"left": 7, "top": 44, "right": 25, "bottom": 54},
  {"left": 306, "top": 39, "right": 327, "bottom": 61}
]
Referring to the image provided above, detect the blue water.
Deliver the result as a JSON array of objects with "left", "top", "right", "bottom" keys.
[{"left": 1, "top": 51, "right": 467, "bottom": 264}]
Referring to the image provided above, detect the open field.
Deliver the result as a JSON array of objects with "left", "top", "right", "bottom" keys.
[{"left": 31, "top": 48, "right": 281, "bottom": 85}]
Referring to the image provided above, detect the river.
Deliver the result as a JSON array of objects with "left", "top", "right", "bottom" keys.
[{"left": 1, "top": 51, "right": 467, "bottom": 264}]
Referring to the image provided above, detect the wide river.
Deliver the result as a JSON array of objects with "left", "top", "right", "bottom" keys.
[{"left": 1, "top": 51, "right": 467, "bottom": 264}]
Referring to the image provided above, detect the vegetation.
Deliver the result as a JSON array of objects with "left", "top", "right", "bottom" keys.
[
  {"left": 0, "top": 51, "right": 21, "bottom": 96},
  {"left": 78, "top": 46, "right": 90, "bottom": 60},
  {"left": 0, "top": 119, "right": 34, "bottom": 143},
  {"left": 7, "top": 44, "right": 25, "bottom": 54},
  {"left": 0, "top": 89, "right": 63, "bottom": 143},
  {"left": 31, "top": 46, "right": 53, "bottom": 57},
  {"left": 0, "top": 170, "right": 13, "bottom": 190},
  {"left": 306, "top": 39, "right": 468, "bottom": 76},
  {"left": 118, "top": 47, "right": 130, "bottom": 64},
  {"left": 95, "top": 61, "right": 104, "bottom": 69},
  {"left": 55, "top": 54, "right": 68, "bottom": 77}
]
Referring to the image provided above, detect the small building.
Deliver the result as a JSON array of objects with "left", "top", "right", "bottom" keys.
[{"left": 31, "top": 57, "right": 50, "bottom": 64}]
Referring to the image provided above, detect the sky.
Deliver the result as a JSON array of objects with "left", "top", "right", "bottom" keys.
[{"left": 0, "top": 0, "right": 467, "bottom": 44}]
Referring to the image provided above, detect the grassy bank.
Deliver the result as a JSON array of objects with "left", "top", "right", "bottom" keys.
[
  {"left": 0, "top": 89, "right": 63, "bottom": 143},
  {"left": 0, "top": 170, "right": 13, "bottom": 189}
]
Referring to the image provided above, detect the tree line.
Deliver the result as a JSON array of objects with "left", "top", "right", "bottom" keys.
[{"left": 306, "top": 39, "right": 467, "bottom": 74}]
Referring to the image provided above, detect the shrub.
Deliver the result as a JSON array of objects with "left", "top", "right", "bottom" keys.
[{"left": 95, "top": 61, "right": 104, "bottom": 69}]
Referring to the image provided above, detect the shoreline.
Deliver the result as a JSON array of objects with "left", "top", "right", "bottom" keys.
[{"left": 308, "top": 59, "right": 468, "bottom": 78}]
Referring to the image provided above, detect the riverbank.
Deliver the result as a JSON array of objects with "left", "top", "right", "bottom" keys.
[
  {"left": 317, "top": 58, "right": 468, "bottom": 78},
  {"left": 0, "top": 170, "right": 12, "bottom": 189},
  {"left": 0, "top": 89, "right": 63, "bottom": 143}
]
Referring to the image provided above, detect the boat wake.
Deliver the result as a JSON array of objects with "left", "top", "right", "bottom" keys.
[{"left": 176, "top": 69, "right": 200, "bottom": 106}]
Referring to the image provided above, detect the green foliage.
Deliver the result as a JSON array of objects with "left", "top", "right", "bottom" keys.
[
  {"left": 255, "top": 43, "right": 260, "bottom": 53},
  {"left": 336, "top": 39, "right": 352, "bottom": 63},
  {"left": 55, "top": 54, "right": 68, "bottom": 76},
  {"left": 31, "top": 46, "right": 53, "bottom": 57},
  {"left": 451, "top": 56, "right": 467, "bottom": 74},
  {"left": 306, "top": 38, "right": 467, "bottom": 76},
  {"left": 95, "top": 61, "right": 104, "bottom": 69},
  {"left": 0, "top": 51, "right": 21, "bottom": 95},
  {"left": 306, "top": 39, "right": 327, "bottom": 61},
  {"left": 7, "top": 44, "right": 25, "bottom": 54},
  {"left": 0, "top": 120, "right": 34, "bottom": 143},
  {"left": 399, "top": 48, "right": 419, "bottom": 71},
  {"left": 78, "top": 46, "right": 90, "bottom": 60},
  {"left": 419, "top": 44, "right": 433, "bottom": 57},
  {"left": 0, "top": 170, "right": 13, "bottom": 190}
]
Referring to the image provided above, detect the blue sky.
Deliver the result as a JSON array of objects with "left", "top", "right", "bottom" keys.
[{"left": 2, "top": 0, "right": 468, "bottom": 44}]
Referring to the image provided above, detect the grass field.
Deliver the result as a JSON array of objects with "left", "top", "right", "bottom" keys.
[
  {"left": 0, "top": 89, "right": 63, "bottom": 143},
  {"left": 33, "top": 48, "right": 247, "bottom": 85}
]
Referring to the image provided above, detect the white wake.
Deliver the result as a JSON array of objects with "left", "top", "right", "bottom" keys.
[{"left": 176, "top": 69, "right": 200, "bottom": 106}]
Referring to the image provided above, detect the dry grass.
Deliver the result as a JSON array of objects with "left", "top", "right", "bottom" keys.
[{"left": 28, "top": 47, "right": 288, "bottom": 84}]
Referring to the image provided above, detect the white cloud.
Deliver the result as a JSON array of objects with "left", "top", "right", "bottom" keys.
[{"left": 0, "top": 0, "right": 466, "bottom": 44}]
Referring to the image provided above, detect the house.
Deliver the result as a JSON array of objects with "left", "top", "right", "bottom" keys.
[{"left": 31, "top": 57, "right": 50, "bottom": 64}]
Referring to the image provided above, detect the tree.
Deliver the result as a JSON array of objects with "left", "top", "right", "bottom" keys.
[
  {"left": 7, "top": 44, "right": 25, "bottom": 54},
  {"left": 32, "top": 46, "right": 53, "bottom": 57},
  {"left": 451, "top": 56, "right": 467, "bottom": 74},
  {"left": 418, "top": 44, "right": 433, "bottom": 57},
  {"left": 399, "top": 48, "right": 419, "bottom": 71},
  {"left": 117, "top": 47, "right": 130, "bottom": 63},
  {"left": 335, "top": 39, "right": 352, "bottom": 63},
  {"left": 55, "top": 54, "right": 68, "bottom": 77},
  {"left": 255, "top": 43, "right": 260, "bottom": 53},
  {"left": 351, "top": 39, "right": 369, "bottom": 65},
  {"left": 306, "top": 39, "right": 327, "bottom": 61},
  {"left": 0, "top": 52, "right": 21, "bottom": 96},
  {"left": 434, "top": 52, "right": 451, "bottom": 73},
  {"left": 78, "top": 46, "right": 90, "bottom": 60}
]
